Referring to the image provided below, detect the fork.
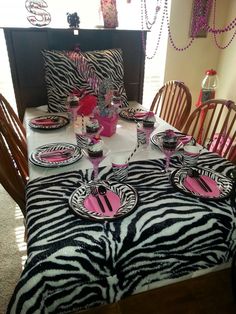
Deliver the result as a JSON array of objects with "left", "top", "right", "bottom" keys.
[{"left": 90, "top": 186, "right": 105, "bottom": 213}]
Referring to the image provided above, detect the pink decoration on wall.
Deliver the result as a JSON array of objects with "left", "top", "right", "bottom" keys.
[
  {"left": 25, "top": 0, "right": 51, "bottom": 27},
  {"left": 100, "top": 0, "right": 118, "bottom": 28},
  {"left": 190, "top": 0, "right": 213, "bottom": 38}
]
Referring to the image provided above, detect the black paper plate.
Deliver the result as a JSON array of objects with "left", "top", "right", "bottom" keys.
[
  {"left": 170, "top": 167, "right": 233, "bottom": 200},
  {"left": 69, "top": 180, "right": 138, "bottom": 221},
  {"left": 119, "top": 108, "right": 148, "bottom": 121},
  {"left": 29, "top": 115, "right": 69, "bottom": 130},
  {"left": 29, "top": 142, "right": 82, "bottom": 168},
  {"left": 151, "top": 131, "right": 195, "bottom": 150}
]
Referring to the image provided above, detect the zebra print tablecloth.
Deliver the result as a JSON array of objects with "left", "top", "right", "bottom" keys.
[{"left": 8, "top": 152, "right": 236, "bottom": 314}]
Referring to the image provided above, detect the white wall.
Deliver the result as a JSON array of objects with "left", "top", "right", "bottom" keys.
[
  {"left": 164, "top": 0, "right": 231, "bottom": 107},
  {"left": 217, "top": 0, "right": 236, "bottom": 101}
]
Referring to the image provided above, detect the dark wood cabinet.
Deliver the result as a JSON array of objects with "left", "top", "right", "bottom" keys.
[{"left": 4, "top": 27, "right": 146, "bottom": 120}]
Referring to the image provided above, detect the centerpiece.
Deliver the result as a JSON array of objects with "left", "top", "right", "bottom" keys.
[{"left": 93, "top": 79, "right": 121, "bottom": 137}]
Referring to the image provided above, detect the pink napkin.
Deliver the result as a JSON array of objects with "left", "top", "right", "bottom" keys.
[
  {"left": 183, "top": 175, "right": 220, "bottom": 197},
  {"left": 83, "top": 190, "right": 121, "bottom": 217},
  {"left": 32, "top": 119, "right": 57, "bottom": 126},
  {"left": 133, "top": 112, "right": 147, "bottom": 118},
  {"left": 179, "top": 135, "right": 193, "bottom": 145},
  {"left": 39, "top": 155, "right": 70, "bottom": 162}
]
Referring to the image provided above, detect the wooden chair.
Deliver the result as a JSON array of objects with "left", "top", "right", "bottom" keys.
[
  {"left": 0, "top": 94, "right": 28, "bottom": 217},
  {"left": 183, "top": 99, "right": 236, "bottom": 162},
  {"left": 150, "top": 80, "right": 192, "bottom": 131}
]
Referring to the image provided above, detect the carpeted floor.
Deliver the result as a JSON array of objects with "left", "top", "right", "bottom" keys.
[{"left": 0, "top": 185, "right": 26, "bottom": 313}]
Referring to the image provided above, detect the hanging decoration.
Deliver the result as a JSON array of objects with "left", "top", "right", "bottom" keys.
[
  {"left": 190, "top": 0, "right": 213, "bottom": 38},
  {"left": 100, "top": 0, "right": 118, "bottom": 28},
  {"left": 142, "top": 0, "right": 160, "bottom": 30},
  {"left": 140, "top": 0, "right": 165, "bottom": 59},
  {"left": 25, "top": 0, "right": 51, "bottom": 27},
  {"left": 211, "top": 0, "right": 236, "bottom": 49},
  {"left": 141, "top": 0, "right": 236, "bottom": 58}
]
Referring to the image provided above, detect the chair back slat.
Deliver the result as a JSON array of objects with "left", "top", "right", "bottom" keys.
[
  {"left": 183, "top": 99, "right": 236, "bottom": 163},
  {"left": 0, "top": 93, "right": 28, "bottom": 216},
  {"left": 150, "top": 80, "right": 192, "bottom": 131},
  {"left": 168, "top": 85, "right": 182, "bottom": 127}
]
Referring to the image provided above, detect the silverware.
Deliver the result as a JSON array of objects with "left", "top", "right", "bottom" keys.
[
  {"left": 187, "top": 169, "right": 212, "bottom": 192},
  {"left": 90, "top": 186, "right": 105, "bottom": 213},
  {"left": 98, "top": 185, "right": 113, "bottom": 212}
]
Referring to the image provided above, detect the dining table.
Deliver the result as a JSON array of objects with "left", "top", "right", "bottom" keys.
[{"left": 7, "top": 104, "right": 236, "bottom": 314}]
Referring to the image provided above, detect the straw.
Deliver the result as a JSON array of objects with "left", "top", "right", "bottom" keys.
[
  {"left": 81, "top": 114, "right": 85, "bottom": 133},
  {"left": 126, "top": 143, "right": 140, "bottom": 163}
]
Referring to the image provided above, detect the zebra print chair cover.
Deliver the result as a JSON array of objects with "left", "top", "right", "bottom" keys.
[{"left": 43, "top": 48, "right": 128, "bottom": 113}]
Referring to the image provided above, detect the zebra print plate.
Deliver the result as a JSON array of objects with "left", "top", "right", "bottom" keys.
[
  {"left": 29, "top": 143, "right": 82, "bottom": 168},
  {"left": 29, "top": 115, "right": 69, "bottom": 130},
  {"left": 171, "top": 167, "right": 233, "bottom": 200},
  {"left": 69, "top": 181, "right": 138, "bottom": 221},
  {"left": 119, "top": 108, "right": 148, "bottom": 121},
  {"left": 151, "top": 132, "right": 195, "bottom": 150}
]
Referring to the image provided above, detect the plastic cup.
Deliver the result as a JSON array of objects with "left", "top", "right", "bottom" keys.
[{"left": 111, "top": 156, "right": 129, "bottom": 182}]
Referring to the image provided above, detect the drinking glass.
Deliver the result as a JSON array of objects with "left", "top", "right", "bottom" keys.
[
  {"left": 82, "top": 146, "right": 110, "bottom": 181},
  {"left": 162, "top": 138, "right": 178, "bottom": 172},
  {"left": 182, "top": 145, "right": 201, "bottom": 168},
  {"left": 137, "top": 122, "right": 155, "bottom": 149}
]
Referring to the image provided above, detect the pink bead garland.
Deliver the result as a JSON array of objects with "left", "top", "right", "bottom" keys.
[
  {"left": 212, "top": 0, "right": 236, "bottom": 49},
  {"left": 141, "top": 0, "right": 236, "bottom": 56}
]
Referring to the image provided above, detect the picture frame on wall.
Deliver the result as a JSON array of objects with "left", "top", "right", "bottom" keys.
[{"left": 190, "top": 0, "right": 212, "bottom": 38}]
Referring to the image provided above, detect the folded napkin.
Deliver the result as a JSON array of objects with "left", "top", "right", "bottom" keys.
[
  {"left": 183, "top": 175, "right": 220, "bottom": 197},
  {"left": 32, "top": 119, "right": 57, "bottom": 126},
  {"left": 133, "top": 112, "right": 147, "bottom": 118},
  {"left": 39, "top": 155, "right": 71, "bottom": 162},
  {"left": 84, "top": 190, "right": 121, "bottom": 217},
  {"left": 179, "top": 135, "right": 193, "bottom": 145}
]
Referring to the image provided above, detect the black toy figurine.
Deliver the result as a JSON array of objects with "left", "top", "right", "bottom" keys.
[{"left": 67, "top": 12, "right": 80, "bottom": 28}]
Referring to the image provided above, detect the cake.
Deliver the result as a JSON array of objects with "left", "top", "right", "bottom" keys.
[
  {"left": 86, "top": 118, "right": 100, "bottom": 134},
  {"left": 162, "top": 129, "right": 178, "bottom": 150},
  {"left": 87, "top": 137, "right": 103, "bottom": 158},
  {"left": 143, "top": 111, "right": 156, "bottom": 128}
]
